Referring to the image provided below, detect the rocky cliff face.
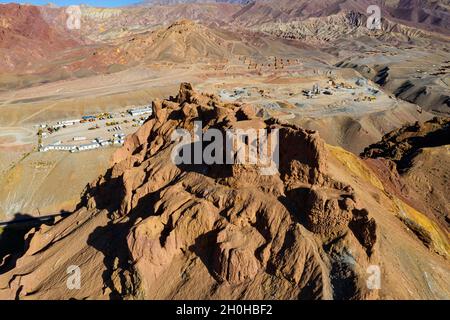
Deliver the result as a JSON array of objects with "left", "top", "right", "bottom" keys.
[
  {"left": 86, "top": 83, "right": 379, "bottom": 299},
  {"left": 0, "top": 84, "right": 448, "bottom": 300}
]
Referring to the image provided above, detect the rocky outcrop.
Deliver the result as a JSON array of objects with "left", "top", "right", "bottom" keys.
[
  {"left": 85, "top": 83, "right": 380, "bottom": 298},
  {"left": 1, "top": 84, "right": 449, "bottom": 300},
  {"left": 361, "top": 117, "right": 450, "bottom": 172}
]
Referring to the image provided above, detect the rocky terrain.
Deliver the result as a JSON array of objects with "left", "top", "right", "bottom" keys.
[
  {"left": 362, "top": 117, "right": 450, "bottom": 227},
  {"left": 336, "top": 54, "right": 450, "bottom": 116},
  {"left": 225, "top": 0, "right": 450, "bottom": 33},
  {"left": 255, "top": 11, "right": 440, "bottom": 44},
  {"left": 0, "top": 84, "right": 448, "bottom": 300},
  {"left": 0, "top": 0, "right": 449, "bottom": 301},
  {"left": 362, "top": 117, "right": 449, "bottom": 170}
]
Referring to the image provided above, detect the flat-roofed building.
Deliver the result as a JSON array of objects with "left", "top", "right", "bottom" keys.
[
  {"left": 128, "top": 106, "right": 153, "bottom": 117},
  {"left": 77, "top": 143, "right": 101, "bottom": 151},
  {"left": 40, "top": 144, "right": 76, "bottom": 152}
]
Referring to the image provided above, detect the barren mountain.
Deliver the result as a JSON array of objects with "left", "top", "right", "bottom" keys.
[
  {"left": 60, "top": 19, "right": 313, "bottom": 72},
  {"left": 0, "top": 84, "right": 448, "bottom": 300},
  {"left": 34, "top": 0, "right": 450, "bottom": 47},
  {"left": 1, "top": 1, "right": 448, "bottom": 89},
  {"left": 362, "top": 117, "right": 450, "bottom": 170},
  {"left": 228, "top": 0, "right": 450, "bottom": 33},
  {"left": 254, "top": 10, "right": 443, "bottom": 45},
  {"left": 0, "top": 3, "right": 78, "bottom": 73},
  {"left": 0, "top": 0, "right": 449, "bottom": 302},
  {"left": 110, "top": 19, "right": 234, "bottom": 63},
  {"left": 387, "top": 0, "right": 450, "bottom": 32},
  {"left": 75, "top": 3, "right": 241, "bottom": 42}
]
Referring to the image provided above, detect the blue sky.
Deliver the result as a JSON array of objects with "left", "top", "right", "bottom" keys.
[{"left": 0, "top": 0, "right": 140, "bottom": 7}]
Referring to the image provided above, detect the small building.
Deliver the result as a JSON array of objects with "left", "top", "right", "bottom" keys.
[
  {"left": 113, "top": 139, "right": 125, "bottom": 145},
  {"left": 128, "top": 106, "right": 153, "bottom": 117},
  {"left": 113, "top": 133, "right": 126, "bottom": 139},
  {"left": 77, "top": 143, "right": 101, "bottom": 151},
  {"left": 55, "top": 145, "right": 76, "bottom": 151},
  {"left": 39, "top": 144, "right": 76, "bottom": 152},
  {"left": 57, "top": 119, "right": 81, "bottom": 126}
]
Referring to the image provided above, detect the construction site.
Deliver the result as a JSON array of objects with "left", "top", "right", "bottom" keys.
[
  {"left": 210, "top": 75, "right": 388, "bottom": 119},
  {"left": 37, "top": 105, "right": 153, "bottom": 153}
]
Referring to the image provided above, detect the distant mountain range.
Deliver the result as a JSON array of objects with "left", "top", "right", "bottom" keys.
[
  {"left": 137, "top": 0, "right": 450, "bottom": 32},
  {"left": 0, "top": 0, "right": 448, "bottom": 75},
  {"left": 138, "top": 0, "right": 254, "bottom": 5}
]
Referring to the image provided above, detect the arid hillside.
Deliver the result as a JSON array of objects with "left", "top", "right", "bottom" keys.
[
  {"left": 0, "top": 1, "right": 448, "bottom": 301},
  {"left": 0, "top": 4, "right": 78, "bottom": 73},
  {"left": 0, "top": 84, "right": 448, "bottom": 300},
  {"left": 362, "top": 117, "right": 450, "bottom": 227}
]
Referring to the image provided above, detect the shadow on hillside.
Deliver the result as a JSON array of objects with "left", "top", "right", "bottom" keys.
[
  {"left": 80, "top": 168, "right": 124, "bottom": 219},
  {"left": 0, "top": 210, "right": 73, "bottom": 275},
  {"left": 0, "top": 213, "right": 41, "bottom": 274},
  {"left": 86, "top": 191, "right": 157, "bottom": 299},
  {"left": 190, "top": 230, "right": 222, "bottom": 283},
  {"left": 84, "top": 147, "right": 234, "bottom": 298}
]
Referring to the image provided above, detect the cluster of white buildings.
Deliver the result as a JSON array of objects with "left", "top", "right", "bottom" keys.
[
  {"left": 39, "top": 135, "right": 125, "bottom": 153},
  {"left": 77, "top": 142, "right": 101, "bottom": 152},
  {"left": 113, "top": 133, "right": 125, "bottom": 145},
  {"left": 39, "top": 142, "right": 101, "bottom": 153},
  {"left": 41, "top": 119, "right": 82, "bottom": 130},
  {"left": 40, "top": 144, "right": 78, "bottom": 152},
  {"left": 37, "top": 104, "right": 153, "bottom": 154}
]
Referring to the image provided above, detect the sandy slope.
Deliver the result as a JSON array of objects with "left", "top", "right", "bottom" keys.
[{"left": 0, "top": 149, "right": 115, "bottom": 221}]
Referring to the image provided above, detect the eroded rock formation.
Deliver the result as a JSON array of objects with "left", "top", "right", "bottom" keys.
[{"left": 0, "top": 84, "right": 448, "bottom": 300}]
